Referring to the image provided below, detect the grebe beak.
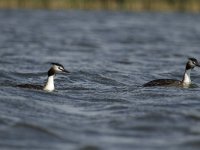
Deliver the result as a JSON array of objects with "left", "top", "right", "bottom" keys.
[
  {"left": 63, "top": 69, "right": 70, "bottom": 73},
  {"left": 196, "top": 63, "right": 200, "bottom": 67}
]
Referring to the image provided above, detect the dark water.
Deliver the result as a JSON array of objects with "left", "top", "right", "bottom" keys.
[{"left": 1, "top": 10, "right": 200, "bottom": 150}]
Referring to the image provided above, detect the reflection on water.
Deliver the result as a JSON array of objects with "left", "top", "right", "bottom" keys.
[{"left": 0, "top": 10, "right": 200, "bottom": 150}]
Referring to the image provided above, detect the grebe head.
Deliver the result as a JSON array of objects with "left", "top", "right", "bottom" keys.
[
  {"left": 186, "top": 58, "right": 200, "bottom": 70},
  {"left": 48, "top": 63, "right": 70, "bottom": 76},
  {"left": 44, "top": 63, "right": 69, "bottom": 92}
]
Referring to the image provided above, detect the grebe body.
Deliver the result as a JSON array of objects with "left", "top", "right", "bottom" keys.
[
  {"left": 143, "top": 58, "right": 200, "bottom": 87},
  {"left": 17, "top": 63, "right": 69, "bottom": 92}
]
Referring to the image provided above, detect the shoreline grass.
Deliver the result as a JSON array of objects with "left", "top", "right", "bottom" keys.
[{"left": 0, "top": 0, "right": 200, "bottom": 12}]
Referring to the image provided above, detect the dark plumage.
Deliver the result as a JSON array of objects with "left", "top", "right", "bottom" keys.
[
  {"left": 17, "top": 84, "right": 43, "bottom": 90},
  {"left": 51, "top": 62, "right": 64, "bottom": 68},
  {"left": 143, "top": 79, "right": 181, "bottom": 87},
  {"left": 48, "top": 67, "right": 56, "bottom": 76}
]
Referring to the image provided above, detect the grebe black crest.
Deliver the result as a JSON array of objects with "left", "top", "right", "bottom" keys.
[
  {"left": 143, "top": 58, "right": 200, "bottom": 87},
  {"left": 17, "top": 63, "right": 70, "bottom": 92}
]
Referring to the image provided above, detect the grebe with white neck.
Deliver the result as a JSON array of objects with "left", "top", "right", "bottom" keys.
[
  {"left": 17, "top": 63, "right": 69, "bottom": 92},
  {"left": 143, "top": 58, "right": 200, "bottom": 87}
]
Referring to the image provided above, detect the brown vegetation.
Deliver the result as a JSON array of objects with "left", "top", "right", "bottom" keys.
[{"left": 0, "top": 0, "right": 200, "bottom": 12}]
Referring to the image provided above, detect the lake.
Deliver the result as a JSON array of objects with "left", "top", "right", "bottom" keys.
[{"left": 1, "top": 10, "right": 200, "bottom": 150}]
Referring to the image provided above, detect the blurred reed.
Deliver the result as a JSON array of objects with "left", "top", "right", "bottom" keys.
[{"left": 0, "top": 0, "right": 200, "bottom": 12}]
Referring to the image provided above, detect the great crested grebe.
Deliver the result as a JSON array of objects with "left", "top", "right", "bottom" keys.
[
  {"left": 143, "top": 58, "right": 200, "bottom": 87},
  {"left": 17, "top": 63, "right": 69, "bottom": 92}
]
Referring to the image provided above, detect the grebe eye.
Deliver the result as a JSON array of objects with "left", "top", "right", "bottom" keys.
[{"left": 58, "top": 67, "right": 62, "bottom": 70}]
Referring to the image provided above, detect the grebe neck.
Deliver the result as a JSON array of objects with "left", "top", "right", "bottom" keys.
[
  {"left": 43, "top": 75, "right": 55, "bottom": 91},
  {"left": 182, "top": 69, "right": 191, "bottom": 85}
]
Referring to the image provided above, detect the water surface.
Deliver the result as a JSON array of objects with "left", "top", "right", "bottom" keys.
[{"left": 1, "top": 10, "right": 200, "bottom": 150}]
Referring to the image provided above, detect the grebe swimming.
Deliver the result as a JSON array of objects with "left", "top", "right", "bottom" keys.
[
  {"left": 143, "top": 58, "right": 200, "bottom": 87},
  {"left": 17, "top": 63, "right": 69, "bottom": 92}
]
